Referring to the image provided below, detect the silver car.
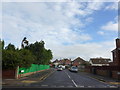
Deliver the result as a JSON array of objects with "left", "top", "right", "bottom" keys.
[
  {"left": 57, "top": 67, "right": 63, "bottom": 71},
  {"left": 69, "top": 66, "right": 78, "bottom": 72}
]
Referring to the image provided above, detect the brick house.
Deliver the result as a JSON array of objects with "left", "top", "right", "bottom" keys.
[
  {"left": 53, "top": 59, "right": 71, "bottom": 68},
  {"left": 64, "top": 59, "right": 71, "bottom": 65},
  {"left": 85, "top": 38, "right": 120, "bottom": 79},
  {"left": 110, "top": 38, "right": 120, "bottom": 66},
  {"left": 59, "top": 60, "right": 65, "bottom": 65},
  {"left": 89, "top": 58, "right": 111, "bottom": 66},
  {"left": 53, "top": 59, "right": 59, "bottom": 67},
  {"left": 72, "top": 57, "right": 87, "bottom": 66},
  {"left": 64, "top": 59, "right": 72, "bottom": 68}
]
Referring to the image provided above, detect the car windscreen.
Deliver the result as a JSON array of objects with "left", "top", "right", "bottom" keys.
[{"left": 72, "top": 67, "right": 77, "bottom": 69}]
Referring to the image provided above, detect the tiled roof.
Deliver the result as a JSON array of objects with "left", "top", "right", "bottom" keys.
[
  {"left": 73, "top": 57, "right": 86, "bottom": 63},
  {"left": 90, "top": 58, "right": 111, "bottom": 64}
]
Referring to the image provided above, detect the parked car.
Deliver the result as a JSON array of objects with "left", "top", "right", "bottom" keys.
[
  {"left": 58, "top": 65, "right": 65, "bottom": 70},
  {"left": 69, "top": 66, "right": 78, "bottom": 72},
  {"left": 61, "top": 65, "right": 65, "bottom": 70},
  {"left": 57, "top": 67, "right": 63, "bottom": 71}
]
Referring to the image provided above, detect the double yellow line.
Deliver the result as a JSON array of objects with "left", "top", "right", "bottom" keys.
[{"left": 21, "top": 69, "right": 55, "bottom": 84}]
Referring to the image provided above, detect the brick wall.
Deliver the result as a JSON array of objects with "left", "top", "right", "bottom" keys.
[
  {"left": 112, "top": 71, "right": 120, "bottom": 79},
  {"left": 18, "top": 69, "right": 48, "bottom": 78},
  {"left": 84, "top": 68, "right": 91, "bottom": 73},
  {"left": 85, "top": 66, "right": 120, "bottom": 80},
  {"left": 96, "top": 69, "right": 108, "bottom": 76},
  {"left": 2, "top": 69, "right": 16, "bottom": 79}
]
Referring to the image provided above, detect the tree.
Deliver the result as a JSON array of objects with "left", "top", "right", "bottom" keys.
[
  {"left": 25, "top": 40, "right": 53, "bottom": 65},
  {"left": 2, "top": 39, "right": 53, "bottom": 69},
  {"left": 42, "top": 49, "right": 53, "bottom": 65},
  {"left": 2, "top": 43, "right": 36, "bottom": 69},
  {"left": 21, "top": 37, "right": 29, "bottom": 48},
  {"left": 2, "top": 50, "right": 20, "bottom": 69},
  {"left": 18, "top": 49, "right": 36, "bottom": 68},
  {"left": 5, "top": 43, "right": 16, "bottom": 51},
  {"left": 0, "top": 40, "right": 4, "bottom": 50}
]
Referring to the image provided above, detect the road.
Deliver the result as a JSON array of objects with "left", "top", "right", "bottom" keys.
[{"left": 29, "top": 69, "right": 118, "bottom": 88}]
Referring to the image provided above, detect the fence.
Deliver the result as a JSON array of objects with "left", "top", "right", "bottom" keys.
[
  {"left": 2, "top": 64, "right": 50, "bottom": 79},
  {"left": 18, "top": 64, "right": 50, "bottom": 74}
]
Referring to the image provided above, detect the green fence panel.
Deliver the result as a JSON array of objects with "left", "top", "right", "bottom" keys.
[{"left": 18, "top": 64, "right": 50, "bottom": 74}]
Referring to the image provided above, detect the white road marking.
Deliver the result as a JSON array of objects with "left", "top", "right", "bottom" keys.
[
  {"left": 88, "top": 86, "right": 93, "bottom": 88},
  {"left": 109, "top": 86, "right": 117, "bottom": 88},
  {"left": 67, "top": 74, "right": 71, "bottom": 78},
  {"left": 64, "top": 71, "right": 71, "bottom": 79},
  {"left": 72, "top": 80, "right": 78, "bottom": 87},
  {"left": 67, "top": 85, "right": 73, "bottom": 87},
  {"left": 78, "top": 86, "right": 84, "bottom": 88},
  {"left": 59, "top": 86, "right": 64, "bottom": 87},
  {"left": 41, "top": 85, "right": 48, "bottom": 87},
  {"left": 64, "top": 71, "right": 78, "bottom": 87}
]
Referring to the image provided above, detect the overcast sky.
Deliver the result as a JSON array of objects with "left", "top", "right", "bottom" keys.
[{"left": 2, "top": 1, "right": 119, "bottom": 61}]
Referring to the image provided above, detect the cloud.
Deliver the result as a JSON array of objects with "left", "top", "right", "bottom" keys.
[
  {"left": 101, "top": 21, "right": 118, "bottom": 31},
  {"left": 3, "top": 2, "right": 103, "bottom": 46},
  {"left": 105, "top": 2, "right": 118, "bottom": 10},
  {"left": 48, "top": 40, "right": 115, "bottom": 61},
  {"left": 2, "top": 2, "right": 116, "bottom": 61},
  {"left": 85, "top": 17, "right": 94, "bottom": 23},
  {"left": 97, "top": 31, "right": 105, "bottom": 35}
]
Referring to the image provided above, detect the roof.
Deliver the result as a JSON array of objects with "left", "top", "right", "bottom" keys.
[
  {"left": 90, "top": 58, "right": 111, "bottom": 64},
  {"left": 73, "top": 57, "right": 86, "bottom": 63}
]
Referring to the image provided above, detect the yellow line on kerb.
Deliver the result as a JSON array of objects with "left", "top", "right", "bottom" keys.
[{"left": 21, "top": 80, "right": 37, "bottom": 83}]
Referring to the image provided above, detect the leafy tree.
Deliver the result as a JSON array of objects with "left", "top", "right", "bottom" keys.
[
  {"left": 5, "top": 43, "right": 16, "bottom": 51},
  {"left": 25, "top": 40, "right": 53, "bottom": 65},
  {"left": 18, "top": 49, "right": 36, "bottom": 68},
  {"left": 42, "top": 49, "right": 53, "bottom": 65},
  {"left": 2, "top": 50, "right": 20, "bottom": 69},
  {"left": 0, "top": 40, "right": 4, "bottom": 68},
  {"left": 2, "top": 39, "right": 53, "bottom": 69},
  {"left": 0, "top": 40, "right": 4, "bottom": 50}
]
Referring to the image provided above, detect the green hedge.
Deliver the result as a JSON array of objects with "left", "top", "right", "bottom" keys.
[{"left": 18, "top": 64, "right": 50, "bottom": 74}]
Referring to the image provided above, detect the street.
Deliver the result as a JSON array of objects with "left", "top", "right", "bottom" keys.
[{"left": 29, "top": 69, "right": 118, "bottom": 88}]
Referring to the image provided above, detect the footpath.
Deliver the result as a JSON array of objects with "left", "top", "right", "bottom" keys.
[
  {"left": 2, "top": 68, "right": 55, "bottom": 87},
  {"left": 79, "top": 71, "right": 120, "bottom": 87}
]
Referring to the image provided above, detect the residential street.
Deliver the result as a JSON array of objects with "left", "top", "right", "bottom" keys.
[
  {"left": 28, "top": 69, "right": 118, "bottom": 88},
  {"left": 2, "top": 68, "right": 120, "bottom": 89}
]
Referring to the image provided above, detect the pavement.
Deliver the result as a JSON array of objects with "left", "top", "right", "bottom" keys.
[
  {"left": 2, "top": 68, "right": 55, "bottom": 87},
  {"left": 78, "top": 71, "right": 120, "bottom": 86}
]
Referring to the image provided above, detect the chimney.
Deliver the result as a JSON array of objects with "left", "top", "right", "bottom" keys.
[{"left": 116, "top": 38, "right": 120, "bottom": 48}]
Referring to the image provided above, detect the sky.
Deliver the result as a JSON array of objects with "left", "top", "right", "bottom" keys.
[{"left": 1, "top": 0, "right": 119, "bottom": 61}]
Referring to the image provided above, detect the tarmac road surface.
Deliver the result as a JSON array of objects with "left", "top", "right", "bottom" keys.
[{"left": 29, "top": 69, "right": 118, "bottom": 88}]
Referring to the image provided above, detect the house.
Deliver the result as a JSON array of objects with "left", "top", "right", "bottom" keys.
[
  {"left": 52, "top": 59, "right": 59, "bottom": 67},
  {"left": 59, "top": 60, "right": 65, "bottom": 65},
  {"left": 64, "top": 59, "right": 72, "bottom": 68},
  {"left": 110, "top": 38, "right": 120, "bottom": 66},
  {"left": 53, "top": 59, "right": 72, "bottom": 68},
  {"left": 72, "top": 57, "right": 89, "bottom": 71},
  {"left": 72, "top": 57, "right": 88, "bottom": 67},
  {"left": 72, "top": 57, "right": 87, "bottom": 66},
  {"left": 64, "top": 59, "right": 71, "bottom": 65},
  {"left": 89, "top": 57, "right": 111, "bottom": 66}
]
